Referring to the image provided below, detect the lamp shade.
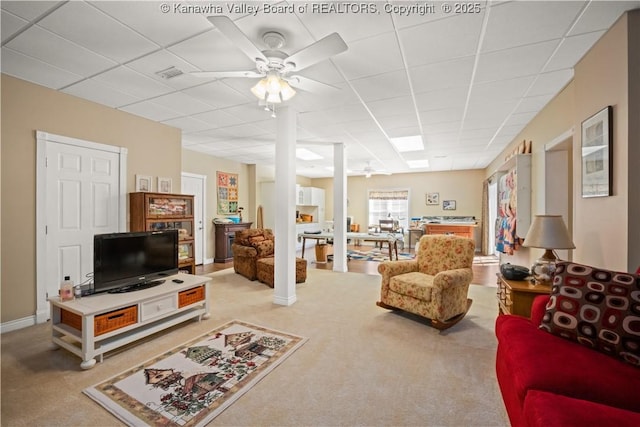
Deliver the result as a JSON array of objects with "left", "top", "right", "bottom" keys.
[{"left": 523, "top": 215, "right": 575, "bottom": 250}]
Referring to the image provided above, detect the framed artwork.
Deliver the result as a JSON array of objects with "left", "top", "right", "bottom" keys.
[
  {"left": 443, "top": 200, "right": 456, "bottom": 210},
  {"left": 157, "top": 177, "right": 172, "bottom": 194},
  {"left": 135, "top": 175, "right": 152, "bottom": 192},
  {"left": 425, "top": 192, "right": 439, "bottom": 205},
  {"left": 217, "top": 171, "right": 239, "bottom": 214},
  {"left": 581, "top": 106, "right": 612, "bottom": 198}
]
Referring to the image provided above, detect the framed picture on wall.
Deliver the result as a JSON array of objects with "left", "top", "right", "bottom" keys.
[
  {"left": 443, "top": 200, "right": 456, "bottom": 210},
  {"left": 425, "top": 192, "right": 439, "bottom": 205},
  {"left": 135, "top": 175, "right": 152, "bottom": 192},
  {"left": 581, "top": 105, "right": 612, "bottom": 198},
  {"left": 157, "top": 177, "right": 172, "bottom": 194}
]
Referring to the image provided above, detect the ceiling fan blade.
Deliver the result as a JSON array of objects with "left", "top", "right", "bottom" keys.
[
  {"left": 287, "top": 75, "right": 340, "bottom": 93},
  {"left": 207, "top": 16, "right": 267, "bottom": 63},
  {"left": 284, "top": 33, "right": 348, "bottom": 71},
  {"left": 191, "top": 70, "right": 263, "bottom": 79}
]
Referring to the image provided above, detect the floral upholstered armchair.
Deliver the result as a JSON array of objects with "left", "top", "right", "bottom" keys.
[
  {"left": 377, "top": 234, "right": 476, "bottom": 330},
  {"left": 232, "top": 228, "right": 275, "bottom": 280}
]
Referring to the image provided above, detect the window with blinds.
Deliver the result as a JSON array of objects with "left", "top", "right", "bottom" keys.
[{"left": 368, "top": 189, "right": 409, "bottom": 231}]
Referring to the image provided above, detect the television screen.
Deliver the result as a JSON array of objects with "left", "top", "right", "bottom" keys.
[{"left": 93, "top": 230, "right": 178, "bottom": 294}]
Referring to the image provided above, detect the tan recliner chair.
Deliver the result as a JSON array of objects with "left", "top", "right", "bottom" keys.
[{"left": 377, "top": 234, "right": 475, "bottom": 330}]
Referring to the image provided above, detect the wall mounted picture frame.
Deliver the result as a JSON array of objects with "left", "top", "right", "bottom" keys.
[
  {"left": 135, "top": 175, "right": 152, "bottom": 192},
  {"left": 157, "top": 177, "right": 172, "bottom": 194},
  {"left": 581, "top": 106, "right": 612, "bottom": 198},
  {"left": 443, "top": 200, "right": 456, "bottom": 210},
  {"left": 217, "top": 171, "right": 239, "bottom": 214},
  {"left": 426, "top": 192, "right": 439, "bottom": 205}
]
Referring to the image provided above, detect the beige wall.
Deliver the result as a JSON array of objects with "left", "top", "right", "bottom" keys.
[
  {"left": 181, "top": 149, "right": 251, "bottom": 261},
  {"left": 1, "top": 74, "right": 181, "bottom": 323},
  {"left": 573, "top": 12, "right": 630, "bottom": 271},
  {"left": 484, "top": 11, "right": 639, "bottom": 272},
  {"left": 311, "top": 170, "right": 485, "bottom": 228}
]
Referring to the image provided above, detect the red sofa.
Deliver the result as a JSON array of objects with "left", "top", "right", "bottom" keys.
[{"left": 495, "top": 266, "right": 640, "bottom": 427}]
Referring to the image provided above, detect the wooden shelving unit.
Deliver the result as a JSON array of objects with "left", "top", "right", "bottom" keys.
[{"left": 129, "top": 192, "right": 196, "bottom": 274}]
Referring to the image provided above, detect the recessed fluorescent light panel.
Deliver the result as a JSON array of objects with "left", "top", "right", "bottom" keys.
[
  {"left": 390, "top": 135, "right": 424, "bottom": 152},
  {"left": 407, "top": 159, "right": 430, "bottom": 168},
  {"left": 296, "top": 148, "right": 323, "bottom": 160}
]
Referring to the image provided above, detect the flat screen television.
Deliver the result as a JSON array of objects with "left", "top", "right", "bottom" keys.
[{"left": 93, "top": 230, "right": 179, "bottom": 294}]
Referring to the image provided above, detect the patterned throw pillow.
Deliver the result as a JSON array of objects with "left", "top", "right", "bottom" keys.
[{"left": 539, "top": 261, "right": 640, "bottom": 366}]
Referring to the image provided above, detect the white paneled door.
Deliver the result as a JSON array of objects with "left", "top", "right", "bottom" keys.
[
  {"left": 36, "top": 132, "right": 126, "bottom": 324},
  {"left": 181, "top": 173, "right": 206, "bottom": 265}
]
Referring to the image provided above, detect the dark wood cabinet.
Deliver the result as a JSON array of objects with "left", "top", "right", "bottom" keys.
[
  {"left": 129, "top": 192, "right": 195, "bottom": 274},
  {"left": 214, "top": 222, "right": 252, "bottom": 263}
]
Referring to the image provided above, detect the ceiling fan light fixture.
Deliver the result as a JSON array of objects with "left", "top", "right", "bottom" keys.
[
  {"left": 251, "top": 79, "right": 268, "bottom": 99},
  {"left": 265, "top": 73, "right": 282, "bottom": 93},
  {"left": 266, "top": 91, "right": 281, "bottom": 104},
  {"left": 279, "top": 80, "right": 296, "bottom": 101}
]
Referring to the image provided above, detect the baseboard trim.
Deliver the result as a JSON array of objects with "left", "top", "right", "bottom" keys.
[{"left": 1, "top": 315, "right": 37, "bottom": 334}]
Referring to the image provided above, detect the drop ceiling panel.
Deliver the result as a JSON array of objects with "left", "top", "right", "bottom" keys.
[
  {"left": 93, "top": 66, "right": 174, "bottom": 99},
  {"left": 167, "top": 30, "right": 254, "bottom": 72},
  {"left": 527, "top": 69, "right": 573, "bottom": 97},
  {"left": 296, "top": 4, "right": 394, "bottom": 42},
  {"left": 38, "top": 1, "right": 159, "bottom": 63},
  {"left": 544, "top": 31, "right": 604, "bottom": 72},
  {"left": 415, "top": 86, "right": 468, "bottom": 112},
  {"left": 366, "top": 96, "right": 417, "bottom": 118},
  {"left": 331, "top": 31, "right": 404, "bottom": 80},
  {"left": 1, "top": 9, "right": 28, "bottom": 42},
  {"left": 181, "top": 80, "right": 251, "bottom": 109},
  {"left": 482, "top": 1, "right": 584, "bottom": 53},
  {"left": 515, "top": 94, "right": 555, "bottom": 114},
  {"left": 150, "top": 91, "right": 218, "bottom": 116},
  {"left": 349, "top": 69, "right": 412, "bottom": 102},
  {"left": 6, "top": 25, "right": 118, "bottom": 78},
  {"left": 63, "top": 78, "right": 141, "bottom": 108},
  {"left": 162, "top": 116, "right": 213, "bottom": 134},
  {"left": 419, "top": 107, "right": 464, "bottom": 126},
  {"left": 468, "top": 76, "right": 536, "bottom": 105},
  {"left": 126, "top": 50, "right": 204, "bottom": 90},
  {"left": 409, "top": 56, "right": 475, "bottom": 94},
  {"left": 119, "top": 99, "right": 184, "bottom": 122},
  {"left": 569, "top": 1, "right": 640, "bottom": 36},
  {"left": 1, "top": 1, "right": 60, "bottom": 21},
  {"left": 191, "top": 109, "right": 244, "bottom": 128},
  {"left": 90, "top": 1, "right": 211, "bottom": 46},
  {"left": 474, "top": 40, "right": 559, "bottom": 83},
  {"left": 399, "top": 13, "right": 484, "bottom": 67},
  {"left": 1, "top": 47, "right": 83, "bottom": 88}
]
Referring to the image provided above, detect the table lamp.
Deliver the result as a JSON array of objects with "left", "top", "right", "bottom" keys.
[{"left": 523, "top": 215, "right": 575, "bottom": 286}]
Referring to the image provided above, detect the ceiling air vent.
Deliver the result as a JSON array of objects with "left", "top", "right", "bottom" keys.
[{"left": 155, "top": 66, "right": 183, "bottom": 79}]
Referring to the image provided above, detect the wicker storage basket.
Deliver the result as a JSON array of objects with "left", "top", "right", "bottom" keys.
[
  {"left": 178, "top": 286, "right": 205, "bottom": 308},
  {"left": 94, "top": 305, "right": 137, "bottom": 336},
  {"left": 61, "top": 309, "right": 82, "bottom": 331}
]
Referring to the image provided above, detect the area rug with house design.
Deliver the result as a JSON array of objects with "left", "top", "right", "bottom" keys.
[{"left": 84, "top": 320, "right": 307, "bottom": 426}]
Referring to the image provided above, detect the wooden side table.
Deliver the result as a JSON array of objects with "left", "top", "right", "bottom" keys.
[{"left": 497, "top": 274, "right": 551, "bottom": 318}]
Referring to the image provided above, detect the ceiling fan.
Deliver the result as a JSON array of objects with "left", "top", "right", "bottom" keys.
[
  {"left": 355, "top": 161, "right": 392, "bottom": 178},
  {"left": 192, "top": 16, "right": 348, "bottom": 102}
]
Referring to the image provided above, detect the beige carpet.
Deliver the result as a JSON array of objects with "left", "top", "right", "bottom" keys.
[{"left": 1, "top": 268, "right": 508, "bottom": 426}]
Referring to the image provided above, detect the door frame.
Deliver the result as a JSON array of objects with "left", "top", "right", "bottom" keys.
[
  {"left": 35, "top": 131, "right": 127, "bottom": 323},
  {"left": 181, "top": 172, "right": 208, "bottom": 265}
]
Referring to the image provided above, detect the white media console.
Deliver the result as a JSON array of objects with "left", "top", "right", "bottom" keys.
[{"left": 49, "top": 274, "right": 211, "bottom": 369}]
